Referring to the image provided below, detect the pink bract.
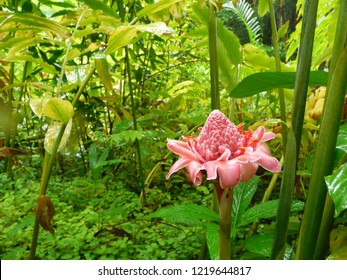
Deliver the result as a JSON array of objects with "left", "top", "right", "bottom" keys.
[{"left": 166, "top": 110, "right": 281, "bottom": 189}]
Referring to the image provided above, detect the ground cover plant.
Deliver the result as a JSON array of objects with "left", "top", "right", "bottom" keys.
[{"left": 0, "top": 0, "right": 346, "bottom": 260}]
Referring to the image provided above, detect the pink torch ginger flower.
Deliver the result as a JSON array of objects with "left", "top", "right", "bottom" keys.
[{"left": 166, "top": 110, "right": 281, "bottom": 189}]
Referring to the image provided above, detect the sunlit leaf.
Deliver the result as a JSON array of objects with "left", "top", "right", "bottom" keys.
[
  {"left": 95, "top": 54, "right": 113, "bottom": 92},
  {"left": 0, "top": 11, "right": 69, "bottom": 38},
  {"left": 278, "top": 21, "right": 289, "bottom": 39},
  {"left": 105, "top": 26, "right": 139, "bottom": 55},
  {"left": 136, "top": 0, "right": 182, "bottom": 19},
  {"left": 257, "top": 0, "right": 269, "bottom": 17},
  {"left": 78, "top": 0, "right": 118, "bottom": 18},
  {"left": 43, "top": 97, "right": 74, "bottom": 124},
  {"left": 325, "top": 163, "right": 347, "bottom": 217},
  {"left": 44, "top": 119, "right": 73, "bottom": 154},
  {"left": 30, "top": 98, "right": 49, "bottom": 118},
  {"left": 229, "top": 71, "right": 329, "bottom": 98}
]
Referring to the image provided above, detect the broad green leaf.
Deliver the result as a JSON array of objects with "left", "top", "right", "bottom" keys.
[
  {"left": 229, "top": 71, "right": 329, "bottom": 98},
  {"left": 44, "top": 119, "right": 72, "bottom": 154},
  {"left": 136, "top": 0, "right": 182, "bottom": 19},
  {"left": 30, "top": 98, "right": 49, "bottom": 118},
  {"left": 238, "top": 199, "right": 305, "bottom": 228},
  {"left": 5, "top": 54, "right": 57, "bottom": 74},
  {"left": 257, "top": 0, "right": 269, "bottom": 17},
  {"left": 149, "top": 203, "right": 220, "bottom": 225},
  {"left": 241, "top": 234, "right": 293, "bottom": 259},
  {"left": 0, "top": 11, "right": 68, "bottom": 38},
  {"left": 336, "top": 122, "right": 347, "bottom": 154},
  {"left": 95, "top": 54, "right": 113, "bottom": 92},
  {"left": 43, "top": 97, "right": 74, "bottom": 124},
  {"left": 231, "top": 176, "right": 259, "bottom": 238},
  {"left": 79, "top": 0, "right": 118, "bottom": 18},
  {"left": 105, "top": 26, "right": 139, "bottom": 55},
  {"left": 325, "top": 163, "right": 347, "bottom": 217},
  {"left": 206, "top": 222, "right": 219, "bottom": 260},
  {"left": 277, "top": 21, "right": 289, "bottom": 39}
]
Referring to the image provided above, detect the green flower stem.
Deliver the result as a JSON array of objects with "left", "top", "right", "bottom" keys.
[
  {"left": 271, "top": 0, "right": 319, "bottom": 260},
  {"left": 29, "top": 66, "right": 96, "bottom": 259},
  {"left": 219, "top": 187, "right": 234, "bottom": 260},
  {"left": 208, "top": 3, "right": 219, "bottom": 110}
]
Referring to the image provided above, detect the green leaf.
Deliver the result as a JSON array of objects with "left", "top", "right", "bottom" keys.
[
  {"left": 205, "top": 222, "right": 219, "bottom": 260},
  {"left": 149, "top": 203, "right": 219, "bottom": 225},
  {"left": 105, "top": 26, "right": 139, "bottom": 55},
  {"left": 238, "top": 199, "right": 304, "bottom": 228},
  {"left": 277, "top": 21, "right": 289, "bottom": 39},
  {"left": 95, "top": 54, "right": 113, "bottom": 92},
  {"left": 257, "top": 0, "right": 269, "bottom": 17},
  {"left": 0, "top": 11, "right": 68, "bottom": 38},
  {"left": 229, "top": 71, "right": 329, "bottom": 98},
  {"left": 325, "top": 163, "right": 347, "bottom": 217},
  {"left": 43, "top": 97, "right": 74, "bottom": 124},
  {"left": 231, "top": 176, "right": 259, "bottom": 238},
  {"left": 241, "top": 234, "right": 293, "bottom": 259},
  {"left": 79, "top": 0, "right": 118, "bottom": 18},
  {"left": 336, "top": 122, "right": 347, "bottom": 154},
  {"left": 136, "top": 0, "right": 181, "bottom": 19},
  {"left": 44, "top": 119, "right": 72, "bottom": 154}
]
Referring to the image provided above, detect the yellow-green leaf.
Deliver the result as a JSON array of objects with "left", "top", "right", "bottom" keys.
[
  {"left": 44, "top": 119, "right": 72, "bottom": 154},
  {"left": 277, "top": 21, "right": 289, "bottom": 39},
  {"left": 95, "top": 54, "right": 113, "bottom": 92},
  {"left": 105, "top": 26, "right": 139, "bottom": 55},
  {"left": 136, "top": 0, "right": 182, "bottom": 19},
  {"left": 258, "top": 0, "right": 269, "bottom": 17},
  {"left": 42, "top": 97, "right": 74, "bottom": 124}
]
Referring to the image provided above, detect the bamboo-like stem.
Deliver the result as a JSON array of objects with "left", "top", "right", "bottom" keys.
[
  {"left": 219, "top": 188, "right": 234, "bottom": 260},
  {"left": 267, "top": 0, "right": 287, "bottom": 150},
  {"left": 125, "top": 47, "right": 145, "bottom": 196},
  {"left": 208, "top": 3, "right": 219, "bottom": 110},
  {"left": 271, "top": 0, "right": 319, "bottom": 260},
  {"left": 313, "top": 194, "right": 335, "bottom": 259},
  {"left": 296, "top": 45, "right": 347, "bottom": 260}
]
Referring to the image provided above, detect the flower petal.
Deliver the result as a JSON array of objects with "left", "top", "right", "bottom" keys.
[
  {"left": 167, "top": 139, "right": 201, "bottom": 162},
  {"left": 166, "top": 157, "right": 191, "bottom": 179},
  {"left": 254, "top": 144, "right": 281, "bottom": 172},
  {"left": 240, "top": 162, "right": 258, "bottom": 182},
  {"left": 187, "top": 161, "right": 204, "bottom": 185},
  {"left": 262, "top": 131, "right": 276, "bottom": 142},
  {"left": 217, "top": 160, "right": 241, "bottom": 189}
]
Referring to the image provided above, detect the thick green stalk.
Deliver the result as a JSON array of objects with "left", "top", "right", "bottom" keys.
[
  {"left": 29, "top": 66, "right": 96, "bottom": 259},
  {"left": 267, "top": 0, "right": 287, "bottom": 149},
  {"left": 219, "top": 188, "right": 233, "bottom": 260},
  {"left": 271, "top": 0, "right": 319, "bottom": 259},
  {"left": 208, "top": 3, "right": 219, "bottom": 110},
  {"left": 296, "top": 39, "right": 347, "bottom": 259},
  {"left": 313, "top": 194, "right": 335, "bottom": 259}
]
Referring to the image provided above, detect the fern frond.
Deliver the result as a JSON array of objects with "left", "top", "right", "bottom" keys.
[{"left": 223, "top": 0, "right": 262, "bottom": 44}]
